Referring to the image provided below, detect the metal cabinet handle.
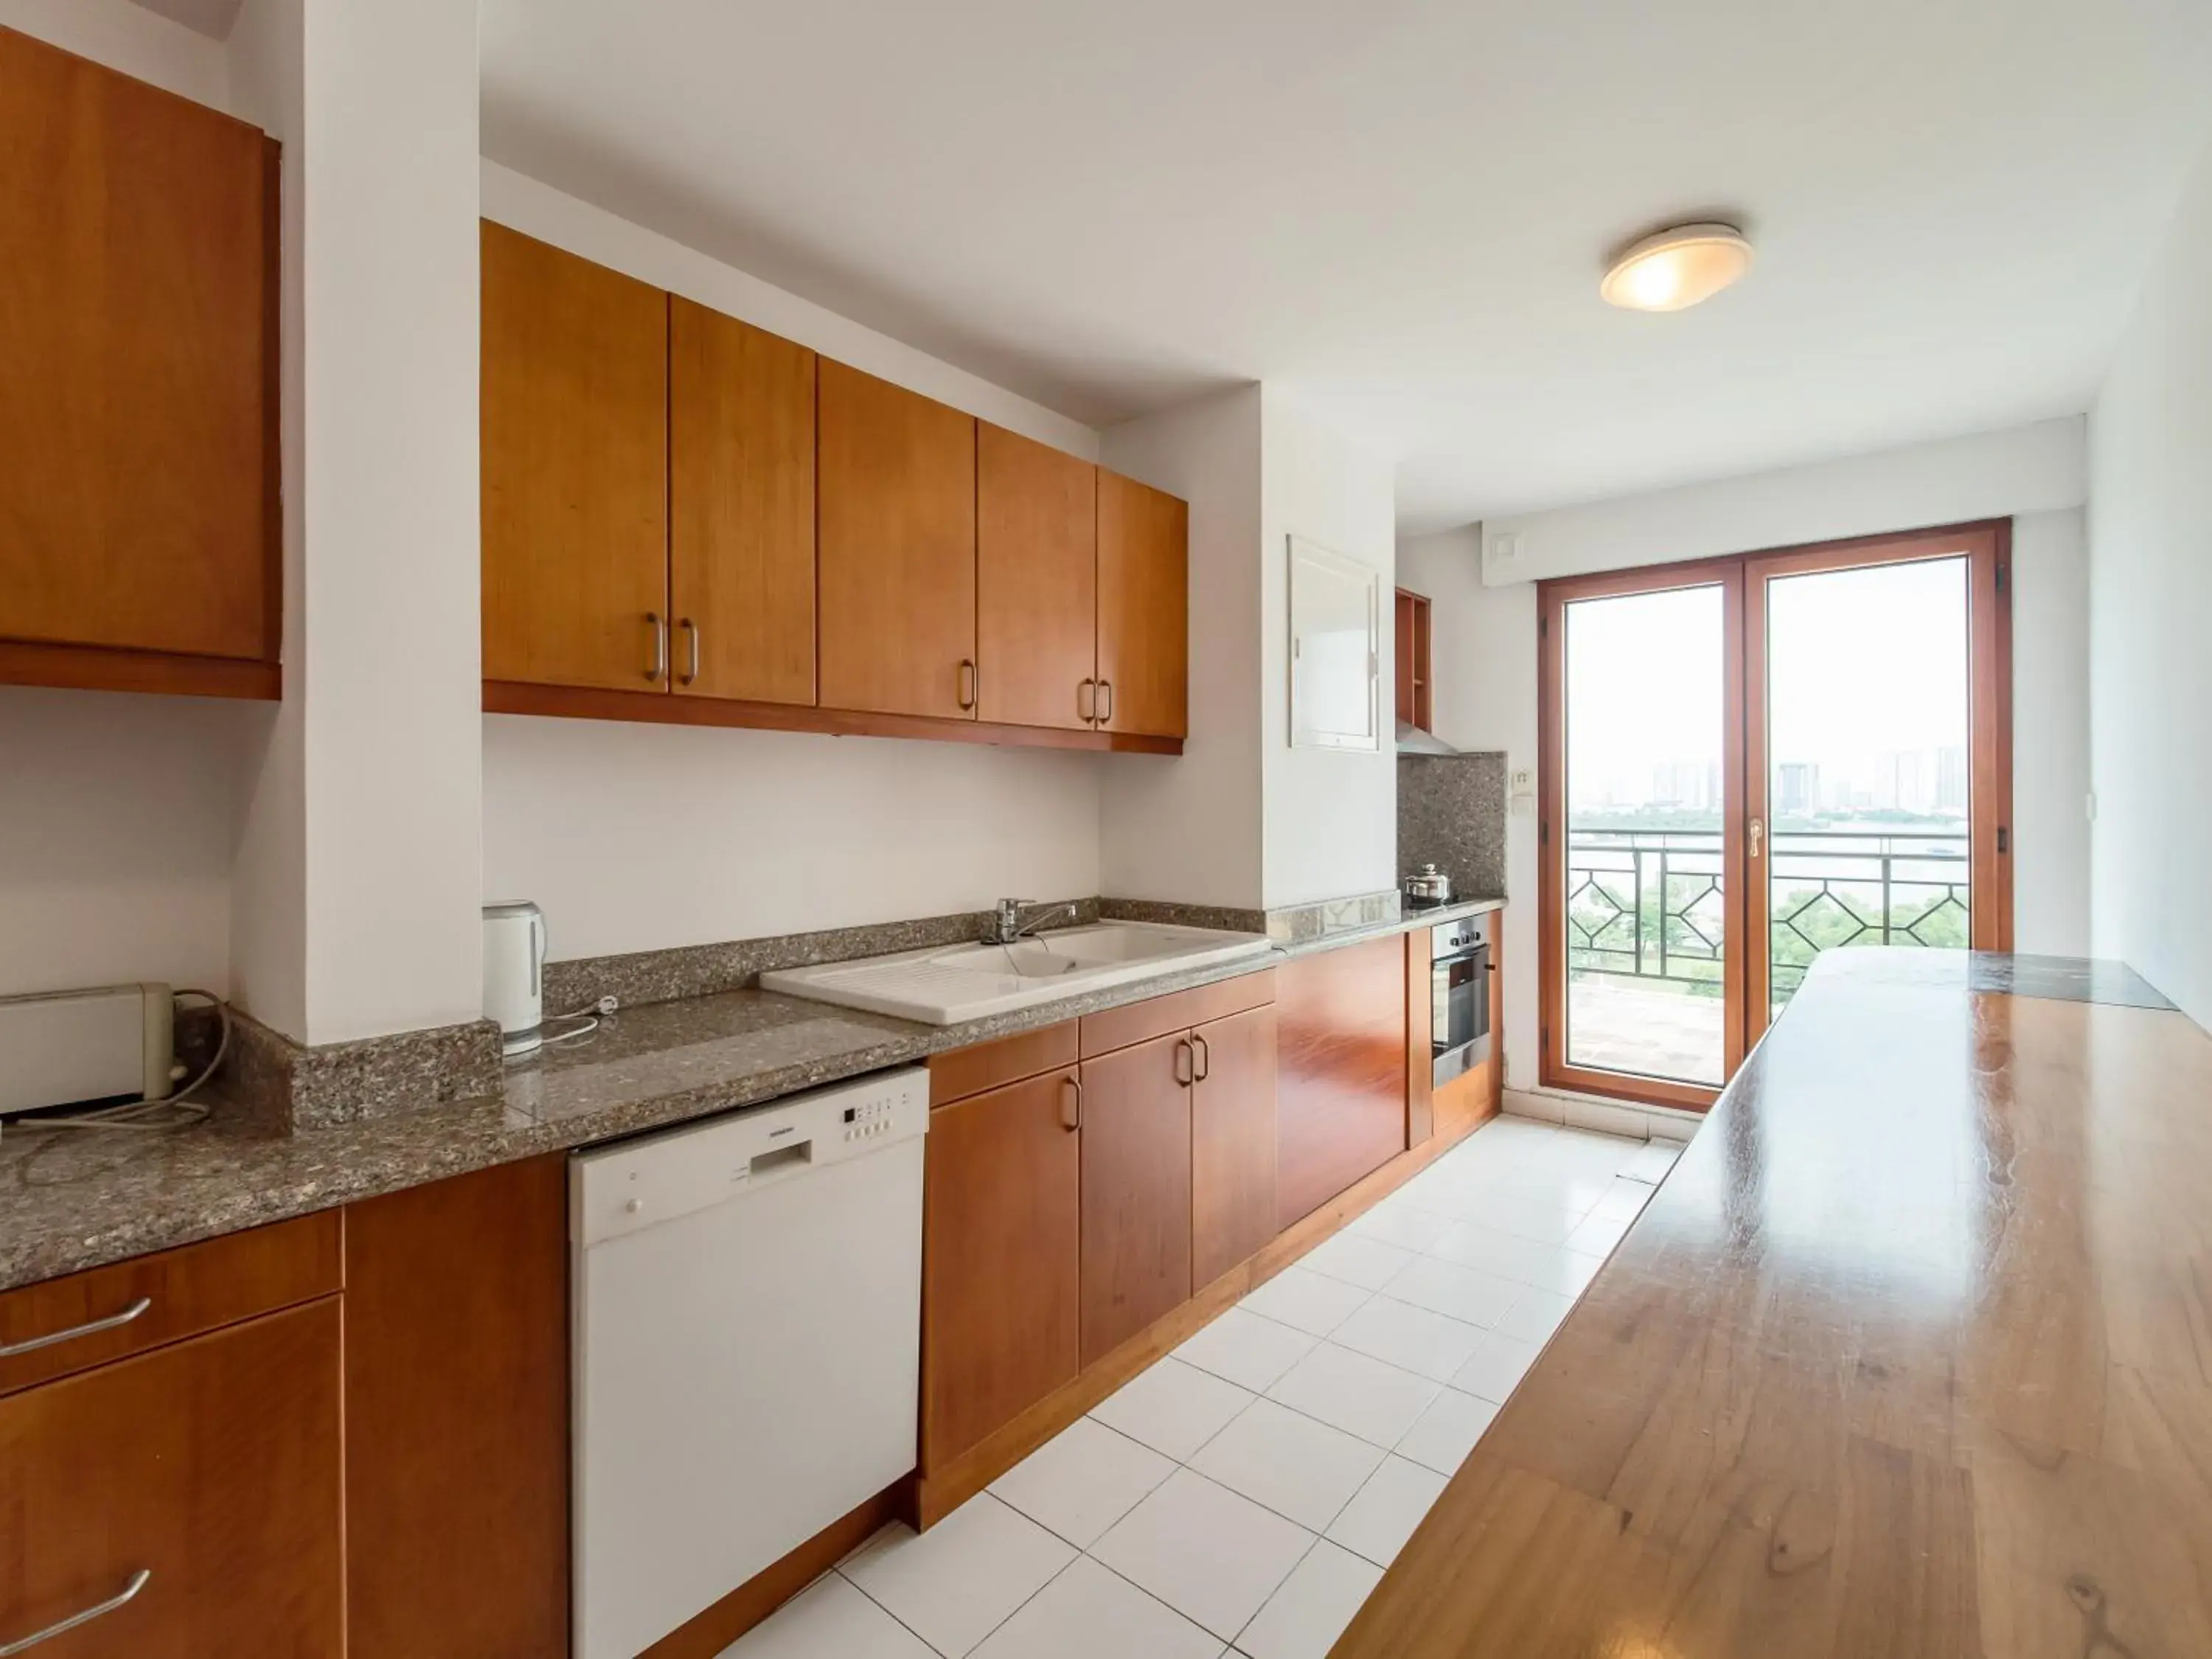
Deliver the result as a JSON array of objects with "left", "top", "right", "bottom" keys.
[
  {"left": 1060, "top": 1076, "right": 1083, "bottom": 1132},
  {"left": 1174, "top": 1038, "right": 1194, "bottom": 1087},
  {"left": 644, "top": 613, "right": 667, "bottom": 684},
  {"left": 0, "top": 1296, "right": 151, "bottom": 1361},
  {"left": 1096, "top": 678, "right": 1113, "bottom": 725},
  {"left": 0, "top": 1568, "right": 150, "bottom": 1656},
  {"left": 1078, "top": 679, "right": 1096, "bottom": 723},
  {"left": 958, "top": 659, "right": 978, "bottom": 712},
  {"left": 678, "top": 618, "right": 700, "bottom": 686},
  {"left": 1192, "top": 1033, "right": 1210, "bottom": 1082}
]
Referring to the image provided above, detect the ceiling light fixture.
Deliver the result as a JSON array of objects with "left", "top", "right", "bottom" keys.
[{"left": 1601, "top": 222, "right": 1753, "bottom": 313}]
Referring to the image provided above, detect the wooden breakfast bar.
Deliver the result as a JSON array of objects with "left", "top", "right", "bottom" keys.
[{"left": 1333, "top": 949, "right": 2212, "bottom": 1658}]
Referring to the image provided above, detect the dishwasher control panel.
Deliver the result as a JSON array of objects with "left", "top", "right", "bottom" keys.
[{"left": 571, "top": 1065, "right": 928, "bottom": 1248}]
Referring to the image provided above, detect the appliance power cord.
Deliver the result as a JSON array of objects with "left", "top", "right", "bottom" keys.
[{"left": 27, "top": 990, "right": 231, "bottom": 1133}]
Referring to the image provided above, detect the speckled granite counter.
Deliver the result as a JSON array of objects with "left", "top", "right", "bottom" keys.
[{"left": 0, "top": 896, "right": 1506, "bottom": 1292}]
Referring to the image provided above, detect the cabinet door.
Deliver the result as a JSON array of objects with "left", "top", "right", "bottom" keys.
[
  {"left": 1191, "top": 1004, "right": 1279, "bottom": 1290},
  {"left": 978, "top": 425, "right": 1096, "bottom": 729},
  {"left": 1079, "top": 1032, "right": 1194, "bottom": 1365},
  {"left": 0, "top": 28, "right": 275, "bottom": 661},
  {"left": 1276, "top": 934, "right": 1408, "bottom": 1228},
  {"left": 818, "top": 361, "right": 977, "bottom": 717},
  {"left": 481, "top": 222, "right": 669, "bottom": 692},
  {"left": 1096, "top": 470, "right": 1189, "bottom": 740},
  {"left": 922, "top": 1068, "right": 1083, "bottom": 1470},
  {"left": 0, "top": 1301, "right": 342, "bottom": 1658},
  {"left": 670, "top": 299, "right": 817, "bottom": 705}
]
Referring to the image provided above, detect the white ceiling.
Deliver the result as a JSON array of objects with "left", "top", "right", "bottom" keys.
[
  {"left": 132, "top": 0, "right": 242, "bottom": 39},
  {"left": 472, "top": 1, "right": 2209, "bottom": 528}
]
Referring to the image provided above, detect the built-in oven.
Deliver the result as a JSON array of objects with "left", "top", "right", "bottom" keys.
[{"left": 1432, "top": 913, "right": 1494, "bottom": 1087}]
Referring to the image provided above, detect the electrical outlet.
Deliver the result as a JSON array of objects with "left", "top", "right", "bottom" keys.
[{"left": 1511, "top": 769, "right": 1533, "bottom": 791}]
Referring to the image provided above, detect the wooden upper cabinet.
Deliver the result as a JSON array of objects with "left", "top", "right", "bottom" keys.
[
  {"left": 1079, "top": 1032, "right": 1194, "bottom": 1366},
  {"left": 1096, "top": 470, "right": 1189, "bottom": 740},
  {"left": 481, "top": 222, "right": 669, "bottom": 692},
  {"left": 0, "top": 27, "right": 276, "bottom": 667},
  {"left": 922, "top": 1068, "right": 1083, "bottom": 1472},
  {"left": 670, "top": 299, "right": 817, "bottom": 706},
  {"left": 978, "top": 425, "right": 1096, "bottom": 730},
  {"left": 818, "top": 361, "right": 977, "bottom": 718}
]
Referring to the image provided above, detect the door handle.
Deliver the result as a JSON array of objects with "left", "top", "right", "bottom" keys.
[
  {"left": 0, "top": 1296, "right": 151, "bottom": 1360},
  {"left": 1192, "top": 1032, "right": 1210, "bottom": 1082},
  {"left": 1060, "top": 1076, "right": 1082, "bottom": 1132},
  {"left": 0, "top": 1568, "right": 150, "bottom": 1656},
  {"left": 1174, "top": 1038, "right": 1194, "bottom": 1087},
  {"left": 1749, "top": 818, "right": 1764, "bottom": 860},
  {"left": 1078, "top": 679, "right": 1096, "bottom": 723},
  {"left": 1096, "top": 678, "right": 1113, "bottom": 726},
  {"left": 958, "top": 659, "right": 978, "bottom": 712},
  {"left": 679, "top": 618, "right": 700, "bottom": 686},
  {"left": 644, "top": 613, "right": 667, "bottom": 684}
]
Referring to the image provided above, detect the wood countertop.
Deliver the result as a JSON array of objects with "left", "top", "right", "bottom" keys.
[{"left": 1332, "top": 949, "right": 2211, "bottom": 1659}]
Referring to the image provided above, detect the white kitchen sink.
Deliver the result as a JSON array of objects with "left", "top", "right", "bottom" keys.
[{"left": 761, "top": 922, "right": 1276, "bottom": 1025}]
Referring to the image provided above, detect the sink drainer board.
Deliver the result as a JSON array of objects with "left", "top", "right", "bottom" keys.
[{"left": 761, "top": 922, "right": 1276, "bottom": 1025}]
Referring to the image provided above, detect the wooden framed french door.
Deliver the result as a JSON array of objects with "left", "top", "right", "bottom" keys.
[{"left": 1539, "top": 521, "right": 2012, "bottom": 1110}]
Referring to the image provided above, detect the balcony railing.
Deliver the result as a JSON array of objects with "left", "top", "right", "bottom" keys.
[{"left": 1566, "top": 826, "right": 1971, "bottom": 1009}]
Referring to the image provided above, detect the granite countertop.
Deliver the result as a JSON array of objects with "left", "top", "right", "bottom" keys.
[{"left": 0, "top": 896, "right": 1507, "bottom": 1292}]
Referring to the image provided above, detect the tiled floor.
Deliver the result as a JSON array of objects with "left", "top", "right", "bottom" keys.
[{"left": 725, "top": 1117, "right": 1683, "bottom": 1659}]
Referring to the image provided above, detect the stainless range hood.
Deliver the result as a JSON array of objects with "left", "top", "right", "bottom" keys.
[{"left": 1395, "top": 720, "right": 1460, "bottom": 757}]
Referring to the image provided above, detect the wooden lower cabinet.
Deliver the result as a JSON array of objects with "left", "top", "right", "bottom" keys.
[
  {"left": 921, "top": 1065, "right": 1082, "bottom": 1471},
  {"left": 1190, "top": 1004, "right": 1279, "bottom": 1289},
  {"left": 1276, "top": 934, "right": 1412, "bottom": 1228},
  {"left": 1079, "top": 1031, "right": 1195, "bottom": 1365},
  {"left": 0, "top": 1299, "right": 343, "bottom": 1658}
]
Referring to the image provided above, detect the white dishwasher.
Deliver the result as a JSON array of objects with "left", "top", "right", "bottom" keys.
[{"left": 571, "top": 1065, "right": 929, "bottom": 1659}]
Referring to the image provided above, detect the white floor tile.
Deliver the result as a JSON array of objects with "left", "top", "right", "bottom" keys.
[
  {"left": 1092, "top": 1470, "right": 1315, "bottom": 1643},
  {"left": 1238, "top": 1267, "right": 1371, "bottom": 1338},
  {"left": 1564, "top": 1210, "right": 1635, "bottom": 1259},
  {"left": 1175, "top": 1308, "right": 1321, "bottom": 1394},
  {"left": 1346, "top": 1200, "right": 1460, "bottom": 1253},
  {"left": 1392, "top": 1387, "right": 1499, "bottom": 1475},
  {"left": 1592, "top": 1178, "right": 1654, "bottom": 1224},
  {"left": 1496, "top": 1286, "right": 1576, "bottom": 1344},
  {"left": 722, "top": 1571, "right": 936, "bottom": 1658},
  {"left": 1521, "top": 1127, "right": 1646, "bottom": 1178},
  {"left": 1298, "top": 1231, "right": 1416, "bottom": 1292},
  {"left": 1265, "top": 1342, "right": 1441, "bottom": 1448},
  {"left": 969, "top": 1557, "right": 1224, "bottom": 1659},
  {"left": 1328, "top": 1295, "right": 1486, "bottom": 1383},
  {"left": 1427, "top": 1220, "right": 1579, "bottom": 1287},
  {"left": 1517, "top": 1243, "right": 1604, "bottom": 1297},
  {"left": 843, "top": 1495, "right": 1075, "bottom": 1658},
  {"left": 1449, "top": 1330, "right": 1543, "bottom": 1405},
  {"left": 1187, "top": 1397, "right": 1385, "bottom": 1531},
  {"left": 990, "top": 1417, "right": 1177, "bottom": 1550},
  {"left": 1377, "top": 1256, "right": 1520, "bottom": 1328},
  {"left": 1621, "top": 1138, "right": 1686, "bottom": 1184},
  {"left": 1324, "top": 1456, "right": 1449, "bottom": 1567},
  {"left": 1231, "top": 1540, "right": 1381, "bottom": 1659},
  {"left": 1458, "top": 1192, "right": 1587, "bottom": 1245},
  {"left": 1091, "top": 1357, "right": 1255, "bottom": 1461}
]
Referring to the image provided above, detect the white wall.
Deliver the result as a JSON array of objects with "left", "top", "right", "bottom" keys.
[
  {"left": 2088, "top": 139, "right": 2212, "bottom": 1028},
  {"left": 479, "top": 168, "right": 1112, "bottom": 962},
  {"left": 0, "top": 689, "right": 260, "bottom": 1000},
  {"left": 1481, "top": 417, "right": 2087, "bottom": 585},
  {"left": 1098, "top": 387, "right": 1266, "bottom": 911},
  {"left": 1405, "top": 422, "right": 2098, "bottom": 1091},
  {"left": 1259, "top": 389, "right": 1398, "bottom": 908},
  {"left": 0, "top": 0, "right": 231, "bottom": 109}
]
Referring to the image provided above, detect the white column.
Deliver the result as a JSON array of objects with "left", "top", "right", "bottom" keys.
[{"left": 228, "top": 0, "right": 482, "bottom": 1045}]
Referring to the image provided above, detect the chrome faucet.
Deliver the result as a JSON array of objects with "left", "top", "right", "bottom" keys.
[{"left": 986, "top": 898, "right": 1077, "bottom": 946}]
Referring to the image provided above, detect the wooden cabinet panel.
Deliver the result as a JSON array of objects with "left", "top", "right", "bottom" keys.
[
  {"left": 978, "top": 425, "right": 1096, "bottom": 730},
  {"left": 671, "top": 299, "right": 817, "bottom": 705},
  {"left": 1405, "top": 931, "right": 1434, "bottom": 1148},
  {"left": 0, "top": 1301, "right": 342, "bottom": 1658},
  {"left": 0, "top": 1211, "right": 338, "bottom": 1399},
  {"left": 929, "top": 1020, "right": 1080, "bottom": 1106},
  {"left": 481, "top": 221, "right": 669, "bottom": 692},
  {"left": 1096, "top": 470, "right": 1188, "bottom": 740},
  {"left": 343, "top": 1155, "right": 569, "bottom": 1659},
  {"left": 1276, "top": 935, "right": 1408, "bottom": 1229},
  {"left": 0, "top": 28, "right": 276, "bottom": 664},
  {"left": 818, "top": 361, "right": 977, "bottom": 717},
  {"left": 1191, "top": 1004, "right": 1279, "bottom": 1290},
  {"left": 1079, "top": 1033, "right": 1194, "bottom": 1364},
  {"left": 1079, "top": 968, "right": 1275, "bottom": 1059},
  {"left": 922, "top": 1069, "right": 1082, "bottom": 1470}
]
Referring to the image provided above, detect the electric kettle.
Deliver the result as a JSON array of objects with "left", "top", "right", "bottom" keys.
[{"left": 483, "top": 900, "right": 547, "bottom": 1057}]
